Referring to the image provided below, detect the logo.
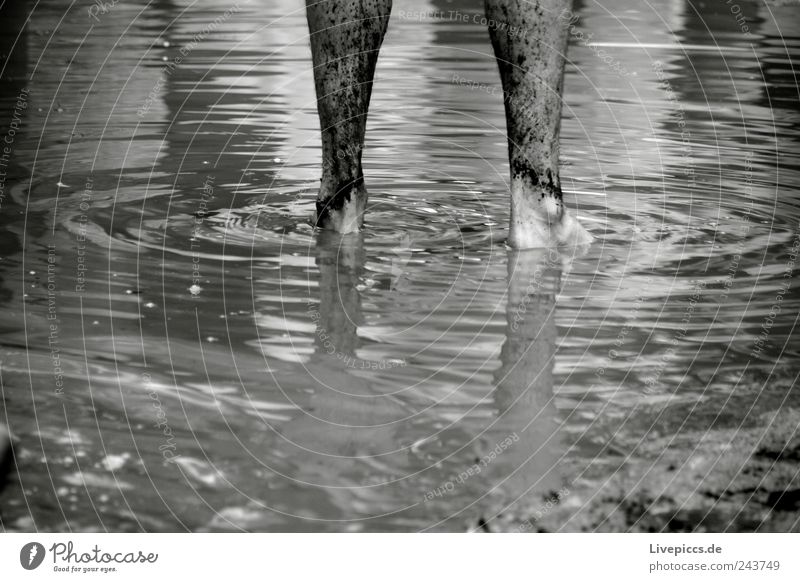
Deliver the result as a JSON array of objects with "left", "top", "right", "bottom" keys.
[{"left": 20, "top": 542, "right": 46, "bottom": 570}]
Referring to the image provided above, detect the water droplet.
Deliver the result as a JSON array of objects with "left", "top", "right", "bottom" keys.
[
  {"left": 273, "top": 157, "right": 281, "bottom": 163},
  {"left": 189, "top": 284, "right": 202, "bottom": 295},
  {"left": 100, "top": 454, "right": 127, "bottom": 471},
  {"left": 145, "top": 302, "right": 156, "bottom": 308}
]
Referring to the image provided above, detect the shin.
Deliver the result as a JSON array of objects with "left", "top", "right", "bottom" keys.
[
  {"left": 306, "top": 0, "right": 392, "bottom": 232},
  {"left": 485, "top": 0, "right": 590, "bottom": 248}
]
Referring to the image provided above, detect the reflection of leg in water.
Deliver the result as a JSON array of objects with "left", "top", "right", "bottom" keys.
[
  {"left": 485, "top": 0, "right": 592, "bottom": 248},
  {"left": 311, "top": 231, "right": 365, "bottom": 358},
  {"left": 389, "top": 234, "right": 413, "bottom": 292},
  {"left": 306, "top": 0, "right": 392, "bottom": 233},
  {"left": 480, "top": 249, "right": 567, "bottom": 525},
  {"left": 282, "top": 232, "right": 405, "bottom": 504}
]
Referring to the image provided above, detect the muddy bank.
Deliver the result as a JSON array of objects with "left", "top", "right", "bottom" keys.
[{"left": 500, "top": 372, "right": 800, "bottom": 533}]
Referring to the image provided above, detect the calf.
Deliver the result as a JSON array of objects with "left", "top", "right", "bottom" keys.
[{"left": 306, "top": 0, "right": 591, "bottom": 248}]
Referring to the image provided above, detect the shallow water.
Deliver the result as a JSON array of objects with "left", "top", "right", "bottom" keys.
[{"left": 0, "top": 0, "right": 798, "bottom": 531}]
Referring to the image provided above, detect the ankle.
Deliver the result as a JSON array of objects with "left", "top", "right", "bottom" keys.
[
  {"left": 315, "top": 174, "right": 367, "bottom": 234},
  {"left": 510, "top": 176, "right": 564, "bottom": 223}
]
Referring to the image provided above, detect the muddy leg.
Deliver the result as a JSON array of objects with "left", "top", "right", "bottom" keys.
[
  {"left": 306, "top": 0, "right": 392, "bottom": 233},
  {"left": 485, "top": 0, "right": 591, "bottom": 248}
]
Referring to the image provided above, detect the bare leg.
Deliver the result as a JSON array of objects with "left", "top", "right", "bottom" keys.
[
  {"left": 306, "top": 0, "right": 392, "bottom": 233},
  {"left": 485, "top": 0, "right": 591, "bottom": 248}
]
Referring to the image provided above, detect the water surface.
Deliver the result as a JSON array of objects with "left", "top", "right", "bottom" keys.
[{"left": 0, "top": 0, "right": 798, "bottom": 531}]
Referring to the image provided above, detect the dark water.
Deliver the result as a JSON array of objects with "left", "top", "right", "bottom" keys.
[{"left": 0, "top": 0, "right": 798, "bottom": 531}]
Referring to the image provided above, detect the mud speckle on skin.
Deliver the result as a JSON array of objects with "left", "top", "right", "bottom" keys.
[
  {"left": 486, "top": 0, "right": 569, "bottom": 206},
  {"left": 307, "top": 0, "right": 391, "bottom": 230}
]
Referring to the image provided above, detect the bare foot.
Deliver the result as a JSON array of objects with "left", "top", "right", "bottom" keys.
[{"left": 508, "top": 183, "right": 593, "bottom": 250}]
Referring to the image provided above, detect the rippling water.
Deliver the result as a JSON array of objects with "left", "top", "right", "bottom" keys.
[{"left": 0, "top": 0, "right": 798, "bottom": 531}]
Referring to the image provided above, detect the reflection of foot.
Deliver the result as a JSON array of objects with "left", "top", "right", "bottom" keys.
[
  {"left": 389, "top": 233, "right": 412, "bottom": 291},
  {"left": 506, "top": 247, "right": 562, "bottom": 306},
  {"left": 509, "top": 185, "right": 593, "bottom": 249},
  {"left": 313, "top": 180, "right": 368, "bottom": 234},
  {"left": 556, "top": 209, "right": 594, "bottom": 248}
]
